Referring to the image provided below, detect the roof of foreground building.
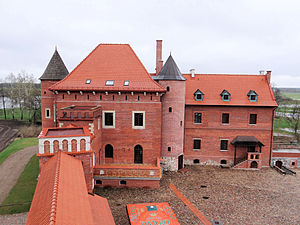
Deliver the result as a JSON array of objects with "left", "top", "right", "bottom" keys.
[
  {"left": 26, "top": 151, "right": 115, "bottom": 225},
  {"left": 50, "top": 44, "right": 165, "bottom": 92}
]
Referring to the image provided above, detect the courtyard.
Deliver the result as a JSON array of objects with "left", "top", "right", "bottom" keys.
[{"left": 96, "top": 166, "right": 300, "bottom": 225}]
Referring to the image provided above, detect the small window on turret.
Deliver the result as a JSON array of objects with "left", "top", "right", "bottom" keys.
[
  {"left": 124, "top": 80, "right": 130, "bottom": 86},
  {"left": 86, "top": 79, "right": 91, "bottom": 84}
]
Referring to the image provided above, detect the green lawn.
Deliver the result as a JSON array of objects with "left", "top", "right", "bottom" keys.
[
  {"left": 0, "top": 155, "right": 39, "bottom": 214},
  {"left": 274, "top": 117, "right": 292, "bottom": 134},
  {"left": 0, "top": 138, "right": 38, "bottom": 165},
  {"left": 282, "top": 92, "right": 300, "bottom": 100}
]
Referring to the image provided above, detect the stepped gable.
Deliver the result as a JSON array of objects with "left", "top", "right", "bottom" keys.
[
  {"left": 26, "top": 151, "right": 115, "bottom": 225},
  {"left": 50, "top": 44, "right": 165, "bottom": 92},
  {"left": 153, "top": 55, "right": 186, "bottom": 81},
  {"left": 184, "top": 74, "right": 278, "bottom": 106},
  {"left": 40, "top": 49, "right": 69, "bottom": 80}
]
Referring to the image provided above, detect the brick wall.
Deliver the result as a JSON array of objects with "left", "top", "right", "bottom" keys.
[{"left": 41, "top": 80, "right": 58, "bottom": 128}]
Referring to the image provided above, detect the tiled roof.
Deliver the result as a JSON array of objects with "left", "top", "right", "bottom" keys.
[
  {"left": 153, "top": 55, "right": 186, "bottom": 81},
  {"left": 50, "top": 44, "right": 165, "bottom": 92},
  {"left": 38, "top": 126, "right": 91, "bottom": 138},
  {"left": 40, "top": 49, "right": 69, "bottom": 80},
  {"left": 26, "top": 151, "right": 115, "bottom": 225},
  {"left": 184, "top": 74, "right": 277, "bottom": 107}
]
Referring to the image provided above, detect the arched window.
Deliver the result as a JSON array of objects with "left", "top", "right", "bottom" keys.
[
  {"left": 62, "top": 140, "right": 68, "bottom": 152},
  {"left": 166, "top": 86, "right": 170, "bottom": 92},
  {"left": 105, "top": 144, "right": 113, "bottom": 158},
  {"left": 134, "top": 145, "right": 143, "bottom": 164},
  {"left": 71, "top": 139, "right": 77, "bottom": 152},
  {"left": 80, "top": 139, "right": 86, "bottom": 151},
  {"left": 44, "top": 141, "right": 50, "bottom": 153},
  {"left": 53, "top": 140, "right": 59, "bottom": 153}
]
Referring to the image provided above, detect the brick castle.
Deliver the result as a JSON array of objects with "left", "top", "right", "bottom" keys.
[{"left": 38, "top": 40, "right": 277, "bottom": 191}]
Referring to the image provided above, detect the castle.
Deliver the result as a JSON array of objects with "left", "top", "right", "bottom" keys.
[{"left": 38, "top": 40, "right": 277, "bottom": 191}]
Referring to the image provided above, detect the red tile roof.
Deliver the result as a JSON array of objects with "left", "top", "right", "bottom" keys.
[
  {"left": 38, "top": 126, "right": 91, "bottom": 139},
  {"left": 184, "top": 74, "right": 277, "bottom": 107},
  {"left": 26, "top": 151, "right": 115, "bottom": 225},
  {"left": 50, "top": 44, "right": 165, "bottom": 92}
]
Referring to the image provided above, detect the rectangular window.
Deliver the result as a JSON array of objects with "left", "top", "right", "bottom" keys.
[
  {"left": 45, "top": 108, "right": 50, "bottom": 118},
  {"left": 102, "top": 111, "right": 115, "bottom": 128},
  {"left": 194, "top": 112, "right": 202, "bottom": 124},
  {"left": 249, "top": 114, "right": 257, "bottom": 124},
  {"left": 132, "top": 111, "right": 145, "bottom": 129},
  {"left": 124, "top": 80, "right": 130, "bottom": 86},
  {"left": 220, "top": 140, "right": 228, "bottom": 151},
  {"left": 105, "top": 80, "right": 114, "bottom": 86},
  {"left": 193, "top": 139, "right": 201, "bottom": 150},
  {"left": 222, "top": 113, "right": 229, "bottom": 124}
]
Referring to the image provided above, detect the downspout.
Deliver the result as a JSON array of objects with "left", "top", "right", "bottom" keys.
[{"left": 269, "top": 107, "right": 276, "bottom": 166}]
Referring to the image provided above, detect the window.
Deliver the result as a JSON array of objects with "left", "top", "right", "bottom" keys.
[
  {"left": 62, "top": 94, "right": 64, "bottom": 99},
  {"left": 75, "top": 94, "right": 77, "bottom": 100},
  {"left": 86, "top": 79, "right": 91, "bottom": 84},
  {"left": 220, "top": 90, "right": 231, "bottom": 101},
  {"left": 45, "top": 108, "right": 50, "bottom": 118},
  {"left": 193, "top": 139, "right": 201, "bottom": 150},
  {"left": 169, "top": 107, "right": 172, "bottom": 112},
  {"left": 193, "top": 89, "right": 204, "bottom": 101},
  {"left": 194, "top": 159, "right": 200, "bottom": 164},
  {"left": 132, "top": 111, "right": 145, "bottom": 129},
  {"left": 194, "top": 112, "right": 202, "bottom": 124},
  {"left": 95, "top": 180, "right": 102, "bottom": 185},
  {"left": 124, "top": 80, "right": 130, "bottom": 86},
  {"left": 166, "top": 86, "right": 170, "bottom": 92},
  {"left": 105, "top": 80, "right": 114, "bottom": 86},
  {"left": 134, "top": 145, "right": 143, "bottom": 164},
  {"left": 220, "top": 160, "right": 227, "bottom": 164},
  {"left": 102, "top": 111, "right": 115, "bottom": 128},
  {"left": 120, "top": 180, "right": 127, "bottom": 185},
  {"left": 247, "top": 90, "right": 258, "bottom": 102},
  {"left": 249, "top": 114, "right": 257, "bottom": 124},
  {"left": 222, "top": 113, "right": 229, "bottom": 124},
  {"left": 105, "top": 144, "right": 113, "bottom": 158},
  {"left": 220, "top": 140, "right": 228, "bottom": 151},
  {"left": 87, "top": 94, "right": 89, "bottom": 100},
  {"left": 168, "top": 147, "right": 171, "bottom": 152}
]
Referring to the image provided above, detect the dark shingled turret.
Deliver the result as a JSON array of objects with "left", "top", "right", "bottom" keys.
[
  {"left": 153, "top": 55, "right": 185, "bottom": 81},
  {"left": 40, "top": 49, "right": 69, "bottom": 80}
]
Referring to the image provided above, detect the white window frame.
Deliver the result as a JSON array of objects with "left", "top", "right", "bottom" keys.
[
  {"left": 102, "top": 111, "right": 115, "bottom": 128},
  {"left": 220, "top": 139, "right": 229, "bottom": 151},
  {"left": 132, "top": 111, "right": 145, "bottom": 129},
  {"left": 193, "top": 138, "right": 201, "bottom": 151},
  {"left": 45, "top": 108, "right": 51, "bottom": 118}
]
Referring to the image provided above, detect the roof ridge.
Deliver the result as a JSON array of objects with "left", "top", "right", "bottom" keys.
[
  {"left": 127, "top": 45, "right": 165, "bottom": 91},
  {"left": 49, "top": 152, "right": 61, "bottom": 225},
  {"left": 183, "top": 73, "right": 265, "bottom": 77}
]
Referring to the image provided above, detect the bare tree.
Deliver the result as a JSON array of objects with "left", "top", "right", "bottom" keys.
[{"left": 284, "top": 101, "right": 300, "bottom": 142}]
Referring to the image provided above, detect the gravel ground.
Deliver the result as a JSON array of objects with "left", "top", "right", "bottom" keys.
[
  {"left": 0, "top": 212, "right": 28, "bottom": 225},
  {"left": 95, "top": 166, "right": 300, "bottom": 225}
]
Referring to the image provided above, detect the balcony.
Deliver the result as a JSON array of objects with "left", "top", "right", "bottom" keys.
[{"left": 58, "top": 105, "right": 101, "bottom": 121}]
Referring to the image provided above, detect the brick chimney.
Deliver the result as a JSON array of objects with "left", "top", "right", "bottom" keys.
[
  {"left": 156, "top": 40, "right": 163, "bottom": 75},
  {"left": 266, "top": 70, "right": 271, "bottom": 83}
]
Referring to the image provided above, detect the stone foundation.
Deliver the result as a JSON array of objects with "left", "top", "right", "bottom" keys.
[{"left": 161, "top": 156, "right": 178, "bottom": 171}]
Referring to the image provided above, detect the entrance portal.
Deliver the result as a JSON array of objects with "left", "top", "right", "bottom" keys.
[{"left": 178, "top": 155, "right": 183, "bottom": 170}]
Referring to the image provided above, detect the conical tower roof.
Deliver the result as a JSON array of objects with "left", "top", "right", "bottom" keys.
[
  {"left": 154, "top": 55, "right": 185, "bottom": 81},
  {"left": 40, "top": 49, "right": 69, "bottom": 80}
]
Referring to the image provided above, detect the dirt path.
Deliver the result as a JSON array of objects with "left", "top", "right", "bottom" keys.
[
  {"left": 0, "top": 146, "right": 37, "bottom": 204},
  {"left": 0, "top": 212, "right": 28, "bottom": 225}
]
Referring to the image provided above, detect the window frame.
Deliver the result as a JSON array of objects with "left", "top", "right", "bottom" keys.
[
  {"left": 222, "top": 113, "right": 230, "bottom": 124},
  {"left": 45, "top": 108, "right": 51, "bottom": 118},
  {"left": 220, "top": 139, "right": 229, "bottom": 151},
  {"left": 249, "top": 114, "right": 257, "bottom": 125},
  {"left": 193, "top": 138, "right": 201, "bottom": 151},
  {"left": 194, "top": 112, "right": 202, "bottom": 124},
  {"left": 124, "top": 80, "right": 130, "bottom": 86},
  {"left": 105, "top": 80, "right": 115, "bottom": 86},
  {"left": 220, "top": 90, "right": 231, "bottom": 102},
  {"left": 132, "top": 111, "right": 145, "bottom": 129},
  {"left": 193, "top": 89, "right": 204, "bottom": 101},
  {"left": 102, "top": 111, "right": 115, "bottom": 128}
]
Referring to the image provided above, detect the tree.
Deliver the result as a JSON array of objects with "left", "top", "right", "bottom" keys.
[{"left": 284, "top": 101, "right": 300, "bottom": 143}]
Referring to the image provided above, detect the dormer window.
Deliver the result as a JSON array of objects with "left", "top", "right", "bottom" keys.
[
  {"left": 220, "top": 90, "right": 231, "bottom": 102},
  {"left": 85, "top": 79, "right": 91, "bottom": 84},
  {"left": 247, "top": 90, "right": 258, "bottom": 102},
  {"left": 194, "top": 89, "right": 204, "bottom": 101},
  {"left": 105, "top": 80, "right": 114, "bottom": 86},
  {"left": 124, "top": 80, "right": 130, "bottom": 86}
]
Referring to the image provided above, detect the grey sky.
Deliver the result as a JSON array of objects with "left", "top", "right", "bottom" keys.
[{"left": 1, "top": 0, "right": 300, "bottom": 87}]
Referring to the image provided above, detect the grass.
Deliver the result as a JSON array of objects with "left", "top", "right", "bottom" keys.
[
  {"left": 274, "top": 117, "right": 293, "bottom": 134},
  {"left": 282, "top": 92, "right": 300, "bottom": 100},
  {"left": 0, "top": 138, "right": 38, "bottom": 165},
  {"left": 0, "top": 108, "right": 41, "bottom": 123},
  {"left": 0, "top": 155, "right": 39, "bottom": 214}
]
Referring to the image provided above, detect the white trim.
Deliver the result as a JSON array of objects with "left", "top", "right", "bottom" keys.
[
  {"left": 45, "top": 108, "right": 51, "bottom": 118},
  {"left": 193, "top": 138, "right": 201, "bottom": 151},
  {"left": 132, "top": 111, "right": 145, "bottom": 129},
  {"left": 102, "top": 111, "right": 115, "bottom": 128}
]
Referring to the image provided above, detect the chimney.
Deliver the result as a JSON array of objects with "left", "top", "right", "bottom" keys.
[
  {"left": 190, "top": 69, "right": 195, "bottom": 78},
  {"left": 266, "top": 70, "right": 271, "bottom": 83},
  {"left": 259, "top": 70, "right": 265, "bottom": 75},
  {"left": 156, "top": 40, "right": 163, "bottom": 75}
]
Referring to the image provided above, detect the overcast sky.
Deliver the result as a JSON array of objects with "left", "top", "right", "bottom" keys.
[{"left": 1, "top": 0, "right": 300, "bottom": 87}]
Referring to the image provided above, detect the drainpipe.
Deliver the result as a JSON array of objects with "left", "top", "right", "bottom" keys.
[{"left": 269, "top": 107, "right": 276, "bottom": 166}]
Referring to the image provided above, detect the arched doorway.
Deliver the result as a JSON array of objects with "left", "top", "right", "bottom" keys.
[
  {"left": 250, "top": 161, "right": 258, "bottom": 168},
  {"left": 178, "top": 155, "right": 183, "bottom": 170},
  {"left": 275, "top": 160, "right": 283, "bottom": 168},
  {"left": 105, "top": 144, "right": 113, "bottom": 158},
  {"left": 134, "top": 145, "right": 143, "bottom": 164}
]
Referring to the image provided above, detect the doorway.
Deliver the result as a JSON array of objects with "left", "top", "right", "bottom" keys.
[
  {"left": 178, "top": 155, "right": 183, "bottom": 170},
  {"left": 134, "top": 145, "right": 143, "bottom": 164},
  {"left": 250, "top": 161, "right": 258, "bottom": 168}
]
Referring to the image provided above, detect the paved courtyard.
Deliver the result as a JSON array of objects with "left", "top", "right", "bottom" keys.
[{"left": 96, "top": 166, "right": 300, "bottom": 225}]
